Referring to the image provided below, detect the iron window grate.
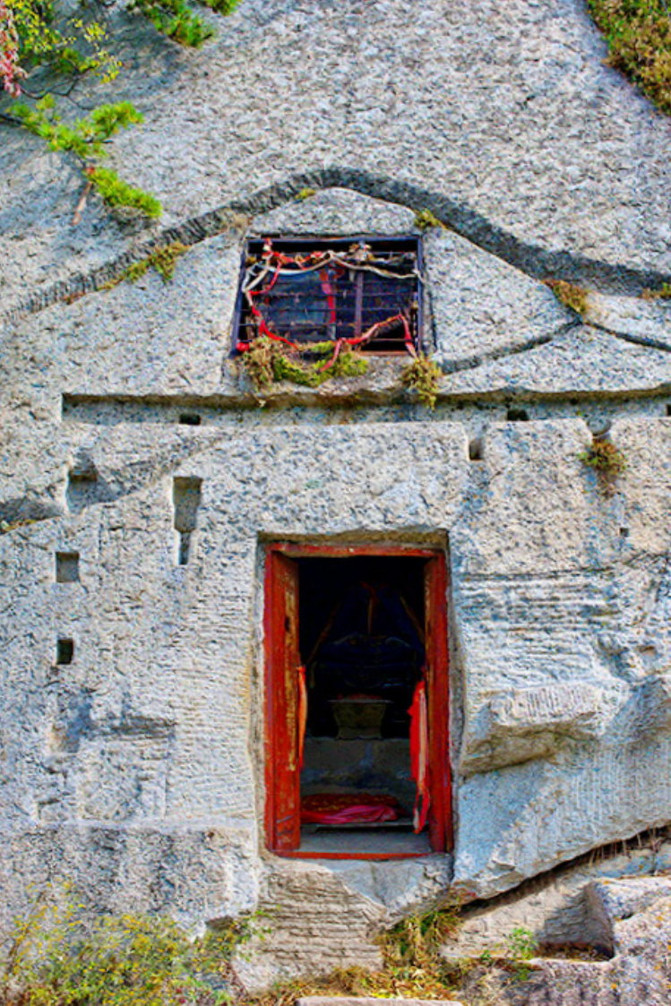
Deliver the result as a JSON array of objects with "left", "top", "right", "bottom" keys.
[{"left": 234, "top": 236, "right": 423, "bottom": 356}]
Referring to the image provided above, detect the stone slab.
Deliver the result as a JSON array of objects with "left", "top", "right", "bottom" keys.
[
  {"left": 583, "top": 291, "right": 671, "bottom": 351},
  {"left": 426, "top": 228, "right": 575, "bottom": 368},
  {"left": 438, "top": 326, "right": 671, "bottom": 398}
]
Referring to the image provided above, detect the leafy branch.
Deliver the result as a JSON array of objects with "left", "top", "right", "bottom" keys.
[{"left": 1, "top": 0, "right": 240, "bottom": 223}]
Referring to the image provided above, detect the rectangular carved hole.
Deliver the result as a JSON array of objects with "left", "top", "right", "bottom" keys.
[
  {"left": 173, "top": 477, "right": 202, "bottom": 566},
  {"left": 468, "top": 438, "right": 483, "bottom": 461},
  {"left": 56, "top": 638, "right": 74, "bottom": 665},
  {"left": 56, "top": 551, "right": 80, "bottom": 583},
  {"left": 506, "top": 407, "right": 529, "bottom": 422},
  {"left": 667, "top": 405, "right": 671, "bottom": 417},
  {"left": 179, "top": 413, "right": 201, "bottom": 426}
]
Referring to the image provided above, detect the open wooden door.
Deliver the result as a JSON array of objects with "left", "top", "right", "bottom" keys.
[
  {"left": 264, "top": 549, "right": 301, "bottom": 852},
  {"left": 425, "top": 553, "right": 452, "bottom": 852},
  {"left": 264, "top": 543, "right": 452, "bottom": 857}
]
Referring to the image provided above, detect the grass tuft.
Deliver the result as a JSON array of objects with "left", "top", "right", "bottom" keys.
[{"left": 588, "top": 0, "right": 671, "bottom": 114}]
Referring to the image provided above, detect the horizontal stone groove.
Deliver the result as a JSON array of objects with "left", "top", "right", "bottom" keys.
[{"left": 61, "top": 389, "right": 671, "bottom": 423}]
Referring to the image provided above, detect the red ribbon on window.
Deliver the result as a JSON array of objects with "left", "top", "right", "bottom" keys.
[{"left": 409, "top": 678, "right": 430, "bottom": 833}]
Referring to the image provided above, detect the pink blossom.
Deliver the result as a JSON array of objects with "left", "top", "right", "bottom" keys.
[{"left": 0, "top": 0, "right": 25, "bottom": 97}]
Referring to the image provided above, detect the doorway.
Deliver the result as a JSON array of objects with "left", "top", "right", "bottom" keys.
[{"left": 264, "top": 544, "right": 451, "bottom": 859}]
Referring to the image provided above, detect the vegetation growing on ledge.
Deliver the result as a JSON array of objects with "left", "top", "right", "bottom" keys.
[
  {"left": 241, "top": 336, "right": 369, "bottom": 391},
  {"left": 544, "top": 279, "right": 589, "bottom": 315},
  {"left": 104, "top": 241, "right": 190, "bottom": 288},
  {"left": 643, "top": 281, "right": 671, "bottom": 299},
  {"left": 579, "top": 436, "right": 628, "bottom": 495},
  {"left": 401, "top": 354, "right": 442, "bottom": 408},
  {"left": 588, "top": 0, "right": 671, "bottom": 115},
  {"left": 414, "top": 208, "right": 445, "bottom": 231}
]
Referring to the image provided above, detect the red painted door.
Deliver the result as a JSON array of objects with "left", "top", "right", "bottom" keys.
[
  {"left": 264, "top": 545, "right": 452, "bottom": 856},
  {"left": 264, "top": 549, "right": 301, "bottom": 852}
]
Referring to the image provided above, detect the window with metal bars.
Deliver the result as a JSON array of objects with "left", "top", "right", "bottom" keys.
[{"left": 234, "top": 236, "right": 422, "bottom": 356}]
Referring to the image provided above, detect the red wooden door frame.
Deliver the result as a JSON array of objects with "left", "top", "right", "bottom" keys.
[{"left": 264, "top": 543, "right": 452, "bottom": 858}]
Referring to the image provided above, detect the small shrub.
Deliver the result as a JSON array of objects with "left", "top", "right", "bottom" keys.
[
  {"left": 579, "top": 436, "right": 627, "bottom": 495},
  {"left": 9, "top": 97, "right": 162, "bottom": 219},
  {"left": 505, "top": 926, "right": 538, "bottom": 962},
  {"left": 588, "top": 0, "right": 671, "bottom": 115},
  {"left": 544, "top": 278, "right": 589, "bottom": 315},
  {"left": 414, "top": 208, "right": 445, "bottom": 230},
  {"left": 0, "top": 891, "right": 253, "bottom": 1006},
  {"left": 401, "top": 354, "right": 442, "bottom": 408},
  {"left": 129, "top": 0, "right": 215, "bottom": 47}
]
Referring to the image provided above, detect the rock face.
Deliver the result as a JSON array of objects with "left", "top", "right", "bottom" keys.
[{"left": 2, "top": 0, "right": 671, "bottom": 990}]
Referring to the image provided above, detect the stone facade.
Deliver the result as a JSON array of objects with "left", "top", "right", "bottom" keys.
[{"left": 2, "top": 0, "right": 671, "bottom": 990}]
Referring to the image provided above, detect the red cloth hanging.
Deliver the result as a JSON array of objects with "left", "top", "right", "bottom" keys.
[
  {"left": 297, "top": 664, "right": 307, "bottom": 770},
  {"left": 409, "top": 679, "right": 430, "bottom": 833}
]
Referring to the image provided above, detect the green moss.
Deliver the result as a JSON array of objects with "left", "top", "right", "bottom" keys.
[
  {"left": 544, "top": 279, "right": 589, "bottom": 315},
  {"left": 241, "top": 337, "right": 369, "bottom": 392},
  {"left": 642, "top": 281, "right": 671, "bottom": 299},
  {"left": 413, "top": 208, "right": 445, "bottom": 230},
  {"left": 295, "top": 187, "right": 316, "bottom": 201},
  {"left": 104, "top": 242, "right": 189, "bottom": 289},
  {"left": 401, "top": 355, "right": 442, "bottom": 409},
  {"left": 588, "top": 0, "right": 671, "bottom": 115},
  {"left": 579, "top": 436, "right": 627, "bottom": 495}
]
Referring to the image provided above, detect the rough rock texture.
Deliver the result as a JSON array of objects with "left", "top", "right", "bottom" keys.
[
  {"left": 2, "top": 0, "right": 671, "bottom": 321},
  {"left": 447, "top": 868, "right": 671, "bottom": 1005},
  {"left": 442, "top": 840, "right": 671, "bottom": 958},
  {"left": 2, "top": 0, "right": 671, "bottom": 988}
]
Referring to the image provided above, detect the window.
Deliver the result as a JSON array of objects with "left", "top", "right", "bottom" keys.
[
  {"left": 264, "top": 543, "right": 452, "bottom": 859},
  {"left": 235, "top": 236, "right": 422, "bottom": 356}
]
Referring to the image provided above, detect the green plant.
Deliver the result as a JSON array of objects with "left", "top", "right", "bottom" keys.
[
  {"left": 1, "top": 0, "right": 240, "bottom": 223},
  {"left": 414, "top": 208, "right": 445, "bottom": 230},
  {"left": 0, "top": 889, "right": 257, "bottom": 1006},
  {"left": 8, "top": 95, "right": 162, "bottom": 218},
  {"left": 505, "top": 926, "right": 538, "bottom": 962},
  {"left": 295, "top": 187, "right": 316, "bottom": 200},
  {"left": 105, "top": 241, "right": 190, "bottom": 288},
  {"left": 128, "top": 0, "right": 214, "bottom": 46},
  {"left": 241, "top": 336, "right": 369, "bottom": 392},
  {"left": 544, "top": 278, "right": 589, "bottom": 315},
  {"left": 642, "top": 281, "right": 671, "bottom": 298},
  {"left": 588, "top": 0, "right": 671, "bottom": 115},
  {"left": 579, "top": 436, "right": 627, "bottom": 495},
  {"left": 401, "top": 354, "right": 442, "bottom": 408}
]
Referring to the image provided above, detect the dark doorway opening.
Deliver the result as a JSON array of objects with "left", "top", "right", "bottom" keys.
[
  {"left": 264, "top": 544, "right": 451, "bottom": 859},
  {"left": 299, "top": 556, "right": 425, "bottom": 854}
]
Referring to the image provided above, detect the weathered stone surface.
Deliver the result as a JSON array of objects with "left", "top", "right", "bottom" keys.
[
  {"left": 298, "top": 1000, "right": 466, "bottom": 1006},
  {"left": 2, "top": 0, "right": 671, "bottom": 321},
  {"left": 583, "top": 291, "right": 671, "bottom": 351},
  {"left": 3, "top": 0, "right": 671, "bottom": 992},
  {"left": 438, "top": 326, "right": 671, "bottom": 398},
  {"left": 442, "top": 841, "right": 671, "bottom": 959},
  {"left": 250, "top": 187, "right": 417, "bottom": 236},
  {"left": 447, "top": 868, "right": 671, "bottom": 1005},
  {"left": 426, "top": 228, "right": 575, "bottom": 368}
]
